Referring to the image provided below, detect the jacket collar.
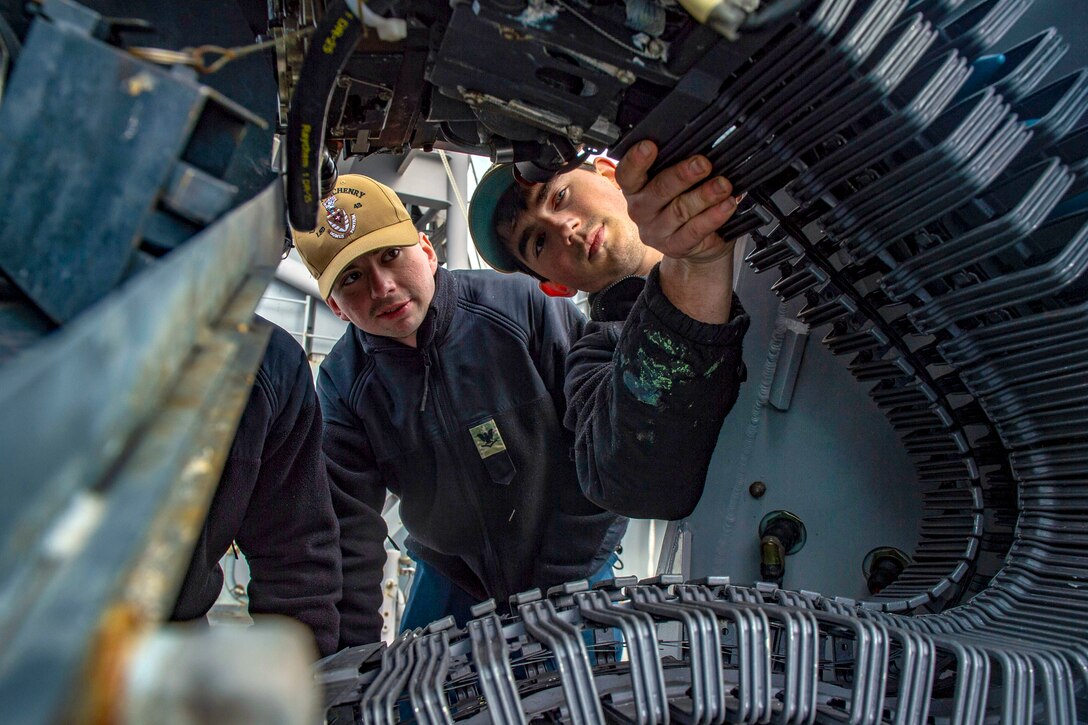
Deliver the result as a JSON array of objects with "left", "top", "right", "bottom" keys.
[
  {"left": 588, "top": 274, "right": 646, "bottom": 321},
  {"left": 357, "top": 266, "right": 458, "bottom": 354}
]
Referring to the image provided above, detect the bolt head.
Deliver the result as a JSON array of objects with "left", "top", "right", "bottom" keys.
[{"left": 749, "top": 480, "right": 766, "bottom": 498}]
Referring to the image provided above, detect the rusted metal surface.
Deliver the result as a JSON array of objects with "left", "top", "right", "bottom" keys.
[
  {"left": 115, "top": 283, "right": 273, "bottom": 622},
  {"left": 0, "top": 181, "right": 283, "bottom": 724},
  {"left": 70, "top": 313, "right": 272, "bottom": 724},
  {"left": 0, "top": 182, "right": 282, "bottom": 581}
]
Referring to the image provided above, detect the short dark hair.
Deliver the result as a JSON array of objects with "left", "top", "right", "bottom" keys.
[{"left": 492, "top": 163, "right": 597, "bottom": 281}]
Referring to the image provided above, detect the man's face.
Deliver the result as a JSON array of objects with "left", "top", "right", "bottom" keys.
[
  {"left": 498, "top": 160, "right": 648, "bottom": 293},
  {"left": 326, "top": 234, "right": 438, "bottom": 347}
]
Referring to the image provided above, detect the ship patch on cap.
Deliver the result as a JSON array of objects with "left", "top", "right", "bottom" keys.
[{"left": 323, "top": 195, "right": 357, "bottom": 239}]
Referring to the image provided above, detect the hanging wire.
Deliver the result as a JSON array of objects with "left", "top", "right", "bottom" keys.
[
  {"left": 438, "top": 149, "right": 476, "bottom": 269},
  {"left": 439, "top": 149, "right": 471, "bottom": 223},
  {"left": 129, "top": 26, "right": 313, "bottom": 74},
  {"left": 468, "top": 155, "right": 482, "bottom": 186},
  {"left": 554, "top": 0, "right": 662, "bottom": 60}
]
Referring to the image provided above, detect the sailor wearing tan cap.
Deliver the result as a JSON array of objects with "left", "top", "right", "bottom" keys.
[{"left": 293, "top": 174, "right": 623, "bottom": 648}]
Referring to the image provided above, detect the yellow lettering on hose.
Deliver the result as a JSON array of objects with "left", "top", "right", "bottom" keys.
[
  {"left": 300, "top": 122, "right": 314, "bottom": 203},
  {"left": 323, "top": 15, "right": 352, "bottom": 54},
  {"left": 300, "top": 122, "right": 313, "bottom": 164}
]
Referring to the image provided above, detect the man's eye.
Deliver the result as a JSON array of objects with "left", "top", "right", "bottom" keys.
[
  {"left": 341, "top": 271, "right": 360, "bottom": 287},
  {"left": 382, "top": 248, "right": 401, "bottom": 263},
  {"left": 533, "top": 235, "right": 545, "bottom": 258},
  {"left": 554, "top": 188, "right": 567, "bottom": 206}
]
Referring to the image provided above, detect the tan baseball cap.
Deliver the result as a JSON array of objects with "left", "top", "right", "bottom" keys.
[{"left": 292, "top": 174, "right": 420, "bottom": 299}]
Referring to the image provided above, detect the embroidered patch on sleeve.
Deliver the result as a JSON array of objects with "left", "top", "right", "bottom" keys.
[{"left": 469, "top": 419, "right": 507, "bottom": 459}]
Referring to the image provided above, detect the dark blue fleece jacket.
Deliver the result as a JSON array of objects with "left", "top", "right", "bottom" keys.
[
  {"left": 319, "top": 269, "right": 627, "bottom": 648},
  {"left": 171, "top": 321, "right": 343, "bottom": 657}
]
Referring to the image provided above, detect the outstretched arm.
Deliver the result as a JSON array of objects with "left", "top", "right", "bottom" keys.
[{"left": 565, "top": 143, "right": 750, "bottom": 520}]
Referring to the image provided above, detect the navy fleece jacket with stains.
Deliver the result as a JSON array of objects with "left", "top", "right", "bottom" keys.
[{"left": 565, "top": 265, "right": 750, "bottom": 520}]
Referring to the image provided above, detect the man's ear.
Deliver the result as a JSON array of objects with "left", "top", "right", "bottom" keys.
[
  {"left": 593, "top": 156, "right": 620, "bottom": 188},
  {"left": 326, "top": 294, "right": 350, "bottom": 322},
  {"left": 419, "top": 232, "right": 439, "bottom": 274},
  {"left": 539, "top": 280, "right": 577, "bottom": 298}
]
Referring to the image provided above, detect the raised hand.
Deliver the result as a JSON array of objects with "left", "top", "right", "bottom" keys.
[{"left": 614, "top": 140, "right": 738, "bottom": 263}]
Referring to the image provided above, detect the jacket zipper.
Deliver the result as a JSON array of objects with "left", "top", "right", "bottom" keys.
[
  {"left": 423, "top": 347, "right": 510, "bottom": 599},
  {"left": 419, "top": 353, "right": 431, "bottom": 412},
  {"left": 590, "top": 273, "right": 642, "bottom": 320}
]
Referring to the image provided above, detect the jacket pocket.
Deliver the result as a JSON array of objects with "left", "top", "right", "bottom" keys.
[{"left": 481, "top": 449, "right": 517, "bottom": 486}]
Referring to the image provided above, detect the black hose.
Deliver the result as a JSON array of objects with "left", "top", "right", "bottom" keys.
[
  {"left": 320, "top": 146, "right": 339, "bottom": 197},
  {"left": 285, "top": 0, "right": 362, "bottom": 231}
]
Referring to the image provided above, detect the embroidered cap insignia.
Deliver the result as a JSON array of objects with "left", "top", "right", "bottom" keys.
[{"left": 323, "top": 195, "right": 357, "bottom": 239}]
